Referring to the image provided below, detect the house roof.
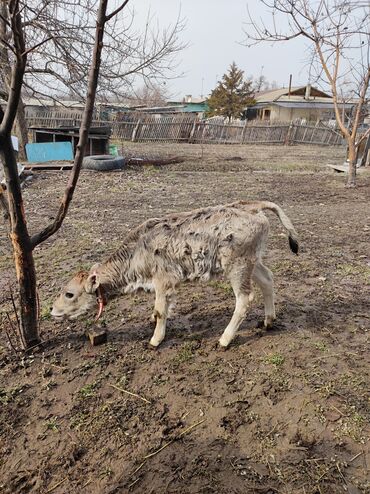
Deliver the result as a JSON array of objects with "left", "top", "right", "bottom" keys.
[
  {"left": 21, "top": 97, "right": 85, "bottom": 108},
  {"left": 274, "top": 101, "right": 353, "bottom": 109},
  {"left": 254, "top": 85, "right": 332, "bottom": 104},
  {"left": 168, "top": 97, "right": 207, "bottom": 105}
]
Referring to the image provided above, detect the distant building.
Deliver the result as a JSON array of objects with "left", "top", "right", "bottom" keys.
[
  {"left": 0, "top": 96, "right": 130, "bottom": 120},
  {"left": 0, "top": 94, "right": 210, "bottom": 120},
  {"left": 24, "top": 98, "right": 85, "bottom": 116},
  {"left": 135, "top": 95, "right": 208, "bottom": 118},
  {"left": 244, "top": 85, "right": 353, "bottom": 123},
  {"left": 168, "top": 95, "right": 209, "bottom": 116}
]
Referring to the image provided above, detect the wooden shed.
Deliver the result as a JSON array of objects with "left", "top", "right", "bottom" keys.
[{"left": 30, "top": 125, "right": 111, "bottom": 156}]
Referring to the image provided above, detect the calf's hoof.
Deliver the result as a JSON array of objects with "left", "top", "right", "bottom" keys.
[
  {"left": 149, "top": 337, "right": 163, "bottom": 348},
  {"left": 218, "top": 336, "right": 231, "bottom": 349},
  {"left": 256, "top": 317, "right": 276, "bottom": 330}
]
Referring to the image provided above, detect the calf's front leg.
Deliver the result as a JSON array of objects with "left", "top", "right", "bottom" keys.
[{"left": 149, "top": 286, "right": 170, "bottom": 347}]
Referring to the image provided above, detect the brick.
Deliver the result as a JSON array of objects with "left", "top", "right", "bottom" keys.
[{"left": 85, "top": 327, "right": 107, "bottom": 346}]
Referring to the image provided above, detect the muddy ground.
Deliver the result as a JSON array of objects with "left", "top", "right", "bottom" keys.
[{"left": 0, "top": 143, "right": 369, "bottom": 494}]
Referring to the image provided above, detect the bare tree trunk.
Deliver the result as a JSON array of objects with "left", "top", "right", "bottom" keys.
[
  {"left": 0, "top": 1, "right": 40, "bottom": 348},
  {"left": 0, "top": 133, "right": 40, "bottom": 347},
  {"left": 15, "top": 97, "right": 28, "bottom": 159},
  {"left": 1, "top": 0, "right": 125, "bottom": 349},
  {"left": 347, "top": 140, "right": 357, "bottom": 188},
  {"left": 361, "top": 135, "right": 370, "bottom": 167}
]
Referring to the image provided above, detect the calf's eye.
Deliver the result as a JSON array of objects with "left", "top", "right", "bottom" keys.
[{"left": 65, "top": 292, "right": 74, "bottom": 299}]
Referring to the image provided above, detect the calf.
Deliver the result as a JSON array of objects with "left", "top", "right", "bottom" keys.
[{"left": 52, "top": 200, "right": 298, "bottom": 348}]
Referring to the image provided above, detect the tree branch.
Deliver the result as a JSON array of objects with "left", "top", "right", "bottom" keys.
[
  {"left": 105, "top": 0, "right": 130, "bottom": 22},
  {"left": 0, "top": 2, "right": 26, "bottom": 135},
  {"left": 31, "top": 0, "right": 110, "bottom": 248}
]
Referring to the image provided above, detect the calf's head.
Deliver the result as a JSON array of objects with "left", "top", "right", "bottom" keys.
[{"left": 51, "top": 270, "right": 103, "bottom": 321}]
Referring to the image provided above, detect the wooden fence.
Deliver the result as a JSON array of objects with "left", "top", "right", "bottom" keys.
[{"left": 26, "top": 112, "right": 344, "bottom": 146}]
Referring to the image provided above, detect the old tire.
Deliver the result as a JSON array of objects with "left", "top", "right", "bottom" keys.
[{"left": 82, "top": 154, "right": 125, "bottom": 171}]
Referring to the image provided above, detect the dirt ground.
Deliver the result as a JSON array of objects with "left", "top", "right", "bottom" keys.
[{"left": 0, "top": 143, "right": 369, "bottom": 494}]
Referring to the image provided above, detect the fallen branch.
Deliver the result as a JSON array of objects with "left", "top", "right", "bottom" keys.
[
  {"left": 4, "top": 314, "right": 19, "bottom": 353},
  {"left": 349, "top": 451, "right": 363, "bottom": 463},
  {"left": 109, "top": 384, "right": 151, "bottom": 404},
  {"left": 126, "top": 156, "right": 185, "bottom": 167},
  {"left": 127, "top": 418, "right": 206, "bottom": 487},
  {"left": 144, "top": 419, "right": 206, "bottom": 459},
  {"left": 45, "top": 477, "right": 68, "bottom": 493},
  {"left": 9, "top": 285, "right": 26, "bottom": 349}
]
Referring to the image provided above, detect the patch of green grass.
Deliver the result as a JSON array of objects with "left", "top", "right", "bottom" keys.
[
  {"left": 314, "top": 341, "right": 327, "bottom": 352},
  {"left": 335, "top": 408, "right": 366, "bottom": 443},
  {"left": 70, "top": 412, "right": 89, "bottom": 430},
  {"left": 99, "top": 467, "right": 114, "bottom": 479},
  {"left": 336, "top": 263, "right": 370, "bottom": 283},
  {"left": 337, "top": 264, "right": 360, "bottom": 276},
  {"left": 171, "top": 341, "right": 199, "bottom": 366},
  {"left": 79, "top": 381, "right": 98, "bottom": 398},
  {"left": 42, "top": 380, "right": 57, "bottom": 391},
  {"left": 0, "top": 385, "right": 29, "bottom": 404},
  {"left": 143, "top": 164, "right": 159, "bottom": 174},
  {"left": 252, "top": 161, "right": 323, "bottom": 173},
  {"left": 76, "top": 263, "right": 91, "bottom": 272},
  {"left": 315, "top": 381, "right": 336, "bottom": 398},
  {"left": 209, "top": 280, "right": 233, "bottom": 294},
  {"left": 152, "top": 374, "right": 169, "bottom": 385},
  {"left": 74, "top": 361, "right": 95, "bottom": 375},
  {"left": 264, "top": 353, "right": 285, "bottom": 366},
  {"left": 45, "top": 417, "right": 59, "bottom": 431},
  {"left": 40, "top": 305, "right": 51, "bottom": 321}
]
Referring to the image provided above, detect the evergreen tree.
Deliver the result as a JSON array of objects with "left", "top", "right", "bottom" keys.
[{"left": 207, "top": 62, "right": 255, "bottom": 120}]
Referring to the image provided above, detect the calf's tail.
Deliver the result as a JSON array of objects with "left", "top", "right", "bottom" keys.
[{"left": 258, "top": 201, "right": 299, "bottom": 254}]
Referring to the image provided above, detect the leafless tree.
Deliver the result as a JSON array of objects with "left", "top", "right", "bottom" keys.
[
  {"left": 254, "top": 74, "right": 270, "bottom": 92},
  {"left": 130, "top": 82, "right": 170, "bottom": 107},
  {"left": 0, "top": 0, "right": 132, "bottom": 348},
  {"left": 0, "top": 0, "right": 184, "bottom": 155},
  {"left": 244, "top": 0, "right": 370, "bottom": 187}
]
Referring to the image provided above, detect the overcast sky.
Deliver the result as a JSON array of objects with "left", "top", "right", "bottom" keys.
[{"left": 132, "top": 0, "right": 312, "bottom": 99}]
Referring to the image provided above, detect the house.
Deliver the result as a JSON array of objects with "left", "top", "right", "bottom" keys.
[
  {"left": 136, "top": 95, "right": 208, "bottom": 118},
  {"left": 0, "top": 95, "right": 126, "bottom": 119},
  {"left": 168, "top": 95, "right": 209, "bottom": 116},
  {"left": 23, "top": 98, "right": 86, "bottom": 116},
  {"left": 244, "top": 85, "right": 353, "bottom": 123}
]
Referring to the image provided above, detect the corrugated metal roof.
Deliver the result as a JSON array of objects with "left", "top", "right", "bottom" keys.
[
  {"left": 168, "top": 97, "right": 207, "bottom": 104},
  {"left": 248, "top": 101, "right": 353, "bottom": 110},
  {"left": 254, "top": 86, "right": 332, "bottom": 103},
  {"left": 254, "top": 87, "right": 300, "bottom": 102},
  {"left": 274, "top": 101, "right": 353, "bottom": 109}
]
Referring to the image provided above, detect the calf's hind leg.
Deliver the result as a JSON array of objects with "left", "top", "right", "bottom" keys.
[
  {"left": 252, "top": 260, "right": 275, "bottom": 328},
  {"left": 149, "top": 282, "right": 170, "bottom": 347},
  {"left": 219, "top": 263, "right": 254, "bottom": 348}
]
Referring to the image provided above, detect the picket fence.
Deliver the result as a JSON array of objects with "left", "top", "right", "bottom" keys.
[{"left": 26, "top": 112, "right": 344, "bottom": 146}]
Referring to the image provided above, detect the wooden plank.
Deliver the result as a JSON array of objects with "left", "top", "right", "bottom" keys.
[
  {"left": 327, "top": 164, "right": 365, "bottom": 173},
  {"left": 24, "top": 161, "right": 73, "bottom": 171}
]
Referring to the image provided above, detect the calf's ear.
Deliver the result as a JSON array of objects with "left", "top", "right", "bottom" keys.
[{"left": 85, "top": 273, "right": 100, "bottom": 293}]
